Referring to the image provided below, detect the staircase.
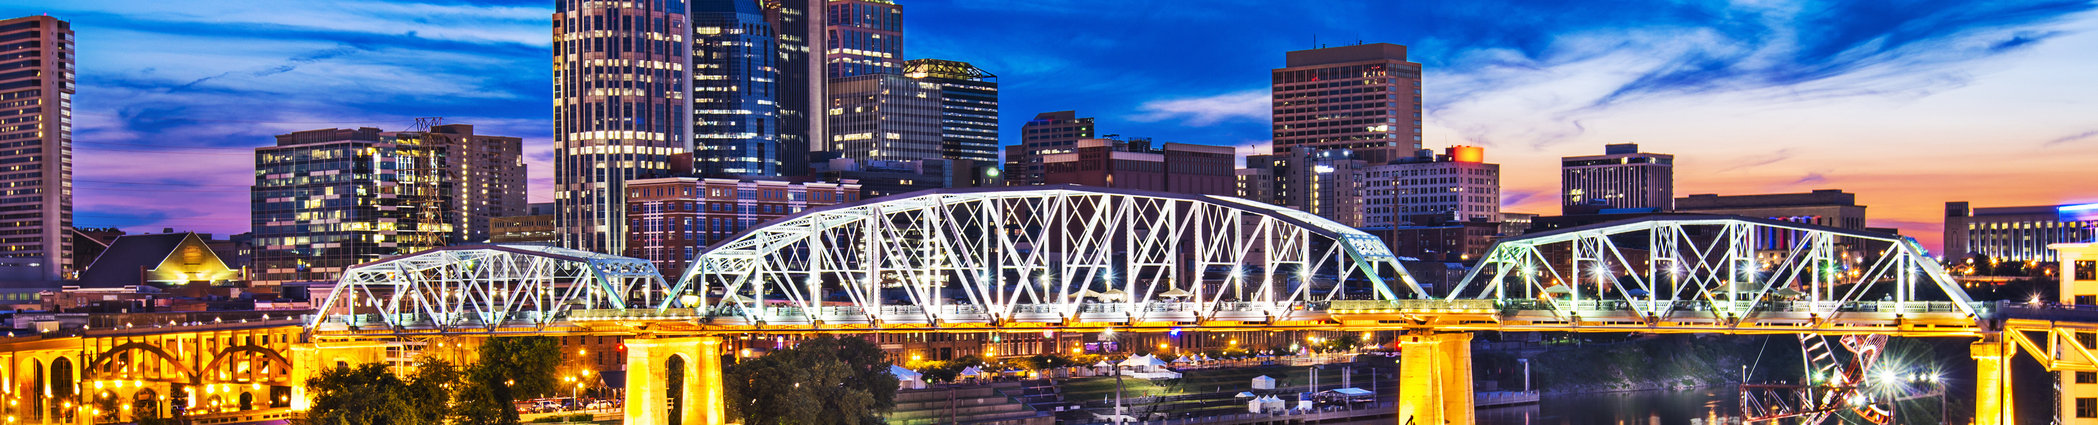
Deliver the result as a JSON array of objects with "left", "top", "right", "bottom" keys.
[{"left": 884, "top": 381, "right": 1055, "bottom": 425}]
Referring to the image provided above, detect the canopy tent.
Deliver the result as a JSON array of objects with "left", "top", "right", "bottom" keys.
[
  {"left": 891, "top": 365, "right": 927, "bottom": 390},
  {"left": 1251, "top": 375, "right": 1277, "bottom": 390}
]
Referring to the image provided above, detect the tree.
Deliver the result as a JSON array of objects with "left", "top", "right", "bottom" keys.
[
  {"left": 725, "top": 336, "right": 897, "bottom": 425},
  {"left": 456, "top": 337, "right": 565, "bottom": 425},
  {"left": 404, "top": 358, "right": 465, "bottom": 425},
  {"left": 306, "top": 363, "right": 417, "bottom": 425}
]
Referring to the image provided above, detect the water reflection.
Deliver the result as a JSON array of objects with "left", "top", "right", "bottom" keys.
[{"left": 1478, "top": 389, "right": 1761, "bottom": 425}]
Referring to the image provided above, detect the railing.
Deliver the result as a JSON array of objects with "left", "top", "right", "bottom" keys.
[{"left": 1497, "top": 299, "right": 1986, "bottom": 315}]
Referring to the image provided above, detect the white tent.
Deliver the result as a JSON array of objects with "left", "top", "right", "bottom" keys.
[
  {"left": 891, "top": 365, "right": 926, "bottom": 390},
  {"left": 1119, "top": 354, "right": 1169, "bottom": 372},
  {"left": 959, "top": 366, "right": 985, "bottom": 380},
  {"left": 1251, "top": 375, "right": 1277, "bottom": 390}
]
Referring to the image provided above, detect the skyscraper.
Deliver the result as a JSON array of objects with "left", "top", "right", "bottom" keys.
[
  {"left": 825, "top": 74, "right": 941, "bottom": 162},
  {"left": 1003, "top": 111, "right": 1093, "bottom": 186},
  {"left": 692, "top": 0, "right": 783, "bottom": 176},
  {"left": 393, "top": 124, "right": 528, "bottom": 243},
  {"left": 1561, "top": 143, "right": 1675, "bottom": 212},
  {"left": 764, "top": 0, "right": 823, "bottom": 176},
  {"left": 0, "top": 16, "right": 72, "bottom": 280},
  {"left": 1244, "top": 147, "right": 1368, "bottom": 227},
  {"left": 1271, "top": 43, "right": 1422, "bottom": 164},
  {"left": 253, "top": 128, "right": 449, "bottom": 286},
  {"left": 553, "top": 1, "right": 691, "bottom": 253},
  {"left": 824, "top": 0, "right": 903, "bottom": 78},
  {"left": 904, "top": 59, "right": 999, "bottom": 163}
]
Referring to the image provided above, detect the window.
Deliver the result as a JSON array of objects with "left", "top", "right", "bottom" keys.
[
  {"left": 2081, "top": 332, "right": 2097, "bottom": 350},
  {"left": 2079, "top": 260, "right": 2096, "bottom": 281},
  {"left": 2079, "top": 372, "right": 2097, "bottom": 384},
  {"left": 2080, "top": 398, "right": 2098, "bottom": 418},
  {"left": 2081, "top": 295, "right": 2096, "bottom": 307}
]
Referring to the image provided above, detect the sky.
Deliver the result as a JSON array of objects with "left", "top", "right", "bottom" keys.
[{"left": 7, "top": 0, "right": 2098, "bottom": 253}]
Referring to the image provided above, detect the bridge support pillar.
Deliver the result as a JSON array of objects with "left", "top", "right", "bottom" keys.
[
  {"left": 625, "top": 337, "right": 727, "bottom": 425},
  {"left": 1973, "top": 337, "right": 2015, "bottom": 425},
  {"left": 1396, "top": 332, "right": 1473, "bottom": 425}
]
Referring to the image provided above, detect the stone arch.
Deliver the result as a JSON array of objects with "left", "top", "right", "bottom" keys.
[
  {"left": 91, "top": 341, "right": 200, "bottom": 381},
  {"left": 133, "top": 388, "right": 162, "bottom": 420},
  {"left": 200, "top": 345, "right": 292, "bottom": 380}
]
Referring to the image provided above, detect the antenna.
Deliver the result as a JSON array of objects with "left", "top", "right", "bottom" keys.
[{"left": 412, "top": 116, "right": 445, "bottom": 132}]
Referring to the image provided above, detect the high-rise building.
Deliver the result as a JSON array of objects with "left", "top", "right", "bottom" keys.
[
  {"left": 2054, "top": 242, "right": 2098, "bottom": 423},
  {"left": 904, "top": 59, "right": 999, "bottom": 163},
  {"left": 1561, "top": 143, "right": 1675, "bottom": 212},
  {"left": 1363, "top": 146, "right": 1500, "bottom": 227},
  {"left": 824, "top": 0, "right": 902, "bottom": 78},
  {"left": 0, "top": 16, "right": 73, "bottom": 281},
  {"left": 1244, "top": 147, "right": 1368, "bottom": 227},
  {"left": 394, "top": 124, "right": 528, "bottom": 243},
  {"left": 1041, "top": 138, "right": 1235, "bottom": 197},
  {"left": 692, "top": 0, "right": 784, "bottom": 177},
  {"left": 1271, "top": 43, "right": 1422, "bottom": 165},
  {"left": 1945, "top": 201, "right": 2098, "bottom": 263},
  {"left": 253, "top": 128, "right": 449, "bottom": 286},
  {"left": 825, "top": 74, "right": 941, "bottom": 162},
  {"left": 1004, "top": 111, "right": 1094, "bottom": 186},
  {"left": 624, "top": 177, "right": 859, "bottom": 277},
  {"left": 553, "top": 0, "right": 691, "bottom": 253},
  {"left": 764, "top": 0, "right": 823, "bottom": 176}
]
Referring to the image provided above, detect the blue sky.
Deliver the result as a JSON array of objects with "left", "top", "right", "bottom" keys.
[{"left": 7, "top": 0, "right": 2098, "bottom": 250}]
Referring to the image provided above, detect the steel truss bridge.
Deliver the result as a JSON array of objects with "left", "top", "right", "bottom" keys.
[{"left": 306, "top": 186, "right": 2076, "bottom": 425}]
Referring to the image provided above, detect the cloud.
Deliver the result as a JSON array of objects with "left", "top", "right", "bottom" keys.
[
  {"left": 1130, "top": 91, "right": 1270, "bottom": 126},
  {"left": 1792, "top": 172, "right": 1829, "bottom": 185},
  {"left": 1720, "top": 148, "right": 1796, "bottom": 172},
  {"left": 2045, "top": 129, "right": 2098, "bottom": 146},
  {"left": 1500, "top": 190, "right": 1547, "bottom": 209}
]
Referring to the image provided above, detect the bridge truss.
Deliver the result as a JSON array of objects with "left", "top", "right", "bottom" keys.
[
  {"left": 678, "top": 186, "right": 1425, "bottom": 326},
  {"left": 1440, "top": 215, "right": 1980, "bottom": 333},
  {"left": 311, "top": 245, "right": 669, "bottom": 331}
]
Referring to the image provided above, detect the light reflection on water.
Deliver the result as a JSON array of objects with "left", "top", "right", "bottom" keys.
[{"left": 1477, "top": 389, "right": 1774, "bottom": 425}]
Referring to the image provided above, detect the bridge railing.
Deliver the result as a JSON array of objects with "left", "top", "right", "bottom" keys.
[{"left": 1496, "top": 299, "right": 1986, "bottom": 315}]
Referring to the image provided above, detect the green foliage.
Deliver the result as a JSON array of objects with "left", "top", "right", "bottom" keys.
[
  {"left": 725, "top": 336, "right": 898, "bottom": 425},
  {"left": 457, "top": 337, "right": 566, "bottom": 425},
  {"left": 305, "top": 363, "right": 418, "bottom": 425},
  {"left": 404, "top": 359, "right": 465, "bottom": 425}
]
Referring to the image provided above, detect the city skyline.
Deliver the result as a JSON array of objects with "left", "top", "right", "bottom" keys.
[{"left": 14, "top": 0, "right": 2098, "bottom": 252}]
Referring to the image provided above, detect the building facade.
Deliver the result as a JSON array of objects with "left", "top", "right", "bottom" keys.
[
  {"left": 692, "top": 0, "right": 785, "bottom": 177},
  {"left": 825, "top": 73, "right": 942, "bottom": 162},
  {"left": 491, "top": 202, "right": 558, "bottom": 245},
  {"left": 1945, "top": 202, "right": 2098, "bottom": 263},
  {"left": 1362, "top": 146, "right": 1499, "bottom": 227},
  {"left": 1270, "top": 43, "right": 1423, "bottom": 165},
  {"left": 2053, "top": 242, "right": 2098, "bottom": 424},
  {"left": 824, "top": 0, "right": 902, "bottom": 78},
  {"left": 394, "top": 124, "right": 527, "bottom": 243},
  {"left": 623, "top": 177, "right": 859, "bottom": 277},
  {"left": 0, "top": 16, "right": 73, "bottom": 280},
  {"left": 810, "top": 156, "right": 998, "bottom": 199},
  {"left": 552, "top": 0, "right": 690, "bottom": 254},
  {"left": 763, "top": 0, "right": 824, "bottom": 177},
  {"left": 252, "top": 128, "right": 449, "bottom": 286},
  {"left": 1243, "top": 147, "right": 1367, "bottom": 227},
  {"left": 1041, "top": 138, "right": 1235, "bottom": 197},
  {"left": 1362, "top": 221, "right": 1501, "bottom": 264},
  {"left": 1004, "top": 111, "right": 1094, "bottom": 187},
  {"left": 903, "top": 59, "right": 999, "bottom": 164},
  {"left": 1561, "top": 143, "right": 1674, "bottom": 212}
]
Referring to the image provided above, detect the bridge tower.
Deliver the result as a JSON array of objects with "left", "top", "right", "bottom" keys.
[
  {"left": 1395, "top": 331, "right": 1473, "bottom": 425},
  {"left": 1973, "top": 335, "right": 2015, "bottom": 425},
  {"left": 624, "top": 337, "right": 727, "bottom": 425}
]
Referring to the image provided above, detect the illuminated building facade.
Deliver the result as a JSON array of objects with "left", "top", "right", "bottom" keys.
[
  {"left": 392, "top": 124, "right": 527, "bottom": 243},
  {"left": 553, "top": 0, "right": 690, "bottom": 253},
  {"left": 2054, "top": 242, "right": 2098, "bottom": 423},
  {"left": 1243, "top": 146, "right": 1367, "bottom": 227},
  {"left": 824, "top": 74, "right": 941, "bottom": 162},
  {"left": 903, "top": 59, "right": 999, "bottom": 163},
  {"left": 1041, "top": 137, "right": 1235, "bottom": 197},
  {"left": 824, "top": 0, "right": 902, "bottom": 78},
  {"left": 1946, "top": 201, "right": 2098, "bottom": 263},
  {"left": 491, "top": 203, "right": 558, "bottom": 245},
  {"left": 1363, "top": 146, "right": 1500, "bottom": 227},
  {"left": 0, "top": 16, "right": 73, "bottom": 280},
  {"left": 1677, "top": 189, "right": 1870, "bottom": 251},
  {"left": 1561, "top": 143, "right": 1674, "bottom": 212},
  {"left": 1270, "top": 43, "right": 1422, "bottom": 165},
  {"left": 692, "top": 0, "right": 785, "bottom": 177},
  {"left": 622, "top": 177, "right": 858, "bottom": 277},
  {"left": 251, "top": 128, "right": 448, "bottom": 286},
  {"left": 1003, "top": 111, "right": 1093, "bottom": 186},
  {"left": 763, "top": 0, "right": 823, "bottom": 177}
]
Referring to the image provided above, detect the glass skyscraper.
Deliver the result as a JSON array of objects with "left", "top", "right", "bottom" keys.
[
  {"left": 824, "top": 0, "right": 902, "bottom": 77},
  {"left": 692, "top": 0, "right": 783, "bottom": 176}
]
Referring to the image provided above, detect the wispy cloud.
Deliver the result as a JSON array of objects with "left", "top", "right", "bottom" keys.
[
  {"left": 1130, "top": 91, "right": 1270, "bottom": 126},
  {"left": 2045, "top": 129, "right": 2098, "bottom": 146}
]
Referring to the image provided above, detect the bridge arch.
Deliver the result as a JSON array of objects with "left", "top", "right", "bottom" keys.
[
  {"left": 90, "top": 342, "right": 199, "bottom": 381},
  {"left": 681, "top": 186, "right": 1423, "bottom": 325},
  {"left": 200, "top": 345, "right": 293, "bottom": 380}
]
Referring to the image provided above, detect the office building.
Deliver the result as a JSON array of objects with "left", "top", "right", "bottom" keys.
[
  {"left": 764, "top": 0, "right": 824, "bottom": 177},
  {"left": 2052, "top": 242, "right": 2098, "bottom": 424},
  {"left": 1677, "top": 190, "right": 1872, "bottom": 257},
  {"left": 1235, "top": 168, "right": 1274, "bottom": 204},
  {"left": 492, "top": 203, "right": 559, "bottom": 245},
  {"left": 692, "top": 0, "right": 785, "bottom": 177},
  {"left": 553, "top": 0, "right": 690, "bottom": 253},
  {"left": 1945, "top": 202, "right": 2098, "bottom": 263},
  {"left": 824, "top": 0, "right": 902, "bottom": 77},
  {"left": 904, "top": 59, "right": 999, "bottom": 163},
  {"left": 1271, "top": 43, "right": 1423, "bottom": 165},
  {"left": 1041, "top": 138, "right": 1235, "bottom": 197},
  {"left": 825, "top": 74, "right": 942, "bottom": 162},
  {"left": 810, "top": 156, "right": 999, "bottom": 199},
  {"left": 1362, "top": 222, "right": 1500, "bottom": 264},
  {"left": 1243, "top": 147, "right": 1368, "bottom": 227},
  {"left": 252, "top": 128, "right": 449, "bottom": 286},
  {"left": 394, "top": 124, "right": 527, "bottom": 242},
  {"left": 623, "top": 177, "right": 859, "bottom": 277},
  {"left": 1498, "top": 212, "right": 1538, "bottom": 236},
  {"left": 1561, "top": 143, "right": 1674, "bottom": 211},
  {"left": 1363, "top": 146, "right": 1499, "bottom": 227},
  {"left": 1005, "top": 111, "right": 1094, "bottom": 186},
  {"left": 0, "top": 16, "right": 73, "bottom": 281}
]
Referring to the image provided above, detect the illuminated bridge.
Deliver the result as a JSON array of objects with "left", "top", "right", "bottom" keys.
[{"left": 303, "top": 186, "right": 2078, "bottom": 425}]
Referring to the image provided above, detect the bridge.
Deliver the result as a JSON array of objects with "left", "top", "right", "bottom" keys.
[{"left": 301, "top": 186, "right": 2077, "bottom": 425}]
